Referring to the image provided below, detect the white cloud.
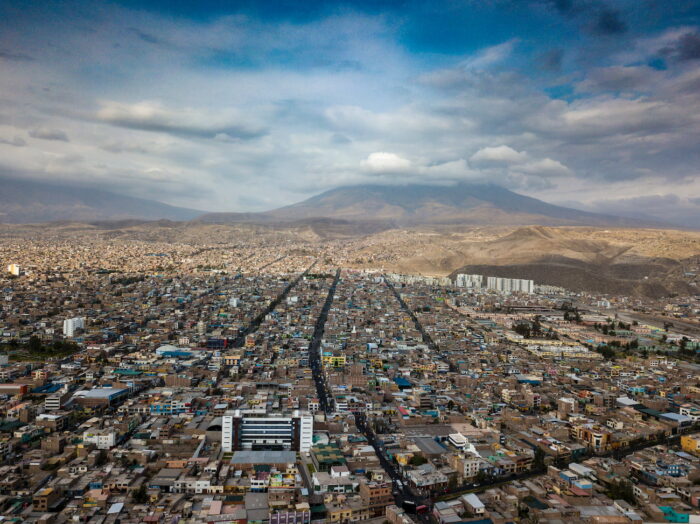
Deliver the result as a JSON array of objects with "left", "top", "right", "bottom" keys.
[
  {"left": 361, "top": 152, "right": 412, "bottom": 173},
  {"left": 461, "top": 39, "right": 519, "bottom": 70},
  {"left": 470, "top": 145, "right": 528, "bottom": 165}
]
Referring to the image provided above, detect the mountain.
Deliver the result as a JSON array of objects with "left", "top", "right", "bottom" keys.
[
  {"left": 0, "top": 177, "right": 202, "bottom": 223},
  {"left": 199, "top": 183, "right": 658, "bottom": 227}
]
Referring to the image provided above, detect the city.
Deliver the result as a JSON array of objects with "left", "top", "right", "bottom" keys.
[
  {"left": 2, "top": 0, "right": 700, "bottom": 523},
  {"left": 0, "top": 235, "right": 699, "bottom": 523}
]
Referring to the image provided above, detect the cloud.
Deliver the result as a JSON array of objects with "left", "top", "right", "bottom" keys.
[
  {"left": 96, "top": 101, "right": 266, "bottom": 140},
  {"left": 514, "top": 158, "right": 573, "bottom": 178},
  {"left": 0, "top": 136, "right": 26, "bottom": 147},
  {"left": 578, "top": 193, "right": 700, "bottom": 228},
  {"left": 461, "top": 40, "right": 519, "bottom": 70},
  {"left": 0, "top": 1, "right": 699, "bottom": 213},
  {"left": 537, "top": 48, "right": 564, "bottom": 72},
  {"left": 470, "top": 145, "right": 573, "bottom": 182},
  {"left": 591, "top": 7, "right": 627, "bottom": 35},
  {"left": 470, "top": 145, "right": 528, "bottom": 165},
  {"left": 361, "top": 152, "right": 412, "bottom": 173},
  {"left": 576, "top": 65, "right": 661, "bottom": 93},
  {"left": 0, "top": 50, "right": 34, "bottom": 62},
  {"left": 660, "top": 31, "right": 700, "bottom": 62},
  {"left": 28, "top": 128, "right": 70, "bottom": 142}
]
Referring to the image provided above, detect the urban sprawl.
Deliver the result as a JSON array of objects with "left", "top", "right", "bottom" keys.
[{"left": 1, "top": 238, "right": 700, "bottom": 524}]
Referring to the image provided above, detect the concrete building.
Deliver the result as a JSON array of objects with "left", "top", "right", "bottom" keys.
[
  {"left": 222, "top": 409, "right": 313, "bottom": 453},
  {"left": 486, "top": 276, "right": 534, "bottom": 294},
  {"left": 63, "top": 316, "right": 85, "bottom": 337}
]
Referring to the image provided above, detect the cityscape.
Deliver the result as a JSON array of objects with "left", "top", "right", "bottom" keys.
[{"left": 2, "top": 1, "right": 700, "bottom": 524}]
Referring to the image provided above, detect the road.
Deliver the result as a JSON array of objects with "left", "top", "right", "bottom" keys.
[
  {"left": 232, "top": 260, "right": 316, "bottom": 347},
  {"left": 384, "top": 276, "right": 439, "bottom": 352},
  {"left": 354, "top": 412, "right": 433, "bottom": 522},
  {"left": 308, "top": 268, "right": 340, "bottom": 413}
]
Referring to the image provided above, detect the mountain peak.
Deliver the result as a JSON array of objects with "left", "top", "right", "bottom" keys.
[{"left": 262, "top": 182, "right": 652, "bottom": 227}]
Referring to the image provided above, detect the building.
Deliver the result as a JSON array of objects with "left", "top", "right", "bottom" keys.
[
  {"left": 45, "top": 389, "right": 72, "bottom": 411},
  {"left": 72, "top": 387, "right": 129, "bottom": 408},
  {"left": 359, "top": 481, "right": 393, "bottom": 517},
  {"left": 681, "top": 434, "right": 700, "bottom": 455},
  {"left": 83, "top": 428, "right": 118, "bottom": 449},
  {"left": 221, "top": 409, "right": 313, "bottom": 453},
  {"left": 63, "top": 316, "right": 85, "bottom": 337},
  {"left": 486, "top": 276, "right": 534, "bottom": 294},
  {"left": 455, "top": 274, "right": 483, "bottom": 289},
  {"left": 6, "top": 264, "right": 20, "bottom": 276},
  {"left": 33, "top": 488, "right": 61, "bottom": 512}
]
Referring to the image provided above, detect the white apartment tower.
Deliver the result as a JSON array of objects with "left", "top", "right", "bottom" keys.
[{"left": 63, "top": 317, "right": 85, "bottom": 337}]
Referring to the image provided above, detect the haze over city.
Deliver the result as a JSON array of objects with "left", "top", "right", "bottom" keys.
[{"left": 2, "top": 2, "right": 700, "bottom": 524}]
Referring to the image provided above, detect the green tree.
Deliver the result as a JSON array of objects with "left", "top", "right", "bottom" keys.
[
  {"left": 410, "top": 454, "right": 427, "bottom": 466},
  {"left": 28, "top": 335, "right": 43, "bottom": 353},
  {"left": 132, "top": 483, "right": 149, "bottom": 504}
]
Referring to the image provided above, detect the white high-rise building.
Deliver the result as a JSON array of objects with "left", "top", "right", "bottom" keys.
[
  {"left": 63, "top": 317, "right": 85, "bottom": 337},
  {"left": 222, "top": 409, "right": 313, "bottom": 453},
  {"left": 455, "top": 274, "right": 483, "bottom": 289},
  {"left": 486, "top": 277, "right": 534, "bottom": 294},
  {"left": 6, "top": 264, "right": 20, "bottom": 276}
]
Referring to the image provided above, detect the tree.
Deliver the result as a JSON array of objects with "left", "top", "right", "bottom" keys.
[
  {"left": 133, "top": 483, "right": 149, "bottom": 504},
  {"left": 28, "top": 335, "right": 42, "bottom": 353},
  {"left": 410, "top": 454, "right": 427, "bottom": 466},
  {"left": 475, "top": 470, "right": 492, "bottom": 485}
]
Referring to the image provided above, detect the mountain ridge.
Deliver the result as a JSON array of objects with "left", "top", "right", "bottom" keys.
[
  {"left": 199, "top": 182, "right": 666, "bottom": 228},
  {"left": 0, "top": 177, "right": 202, "bottom": 223},
  {"left": 0, "top": 178, "right": 675, "bottom": 228}
]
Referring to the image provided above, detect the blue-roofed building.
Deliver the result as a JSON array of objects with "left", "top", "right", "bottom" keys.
[{"left": 394, "top": 377, "right": 412, "bottom": 390}]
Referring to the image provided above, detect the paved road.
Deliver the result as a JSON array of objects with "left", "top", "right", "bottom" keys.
[
  {"left": 232, "top": 260, "right": 316, "bottom": 347},
  {"left": 384, "top": 276, "right": 439, "bottom": 352},
  {"left": 308, "top": 268, "right": 340, "bottom": 413},
  {"left": 353, "top": 412, "right": 433, "bottom": 522}
]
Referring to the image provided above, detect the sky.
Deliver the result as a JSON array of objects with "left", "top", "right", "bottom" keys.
[{"left": 1, "top": 0, "right": 700, "bottom": 225}]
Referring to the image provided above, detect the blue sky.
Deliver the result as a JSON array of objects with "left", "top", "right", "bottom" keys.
[{"left": 1, "top": 0, "right": 700, "bottom": 224}]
